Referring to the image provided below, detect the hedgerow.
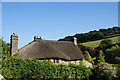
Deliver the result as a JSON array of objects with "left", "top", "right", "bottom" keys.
[{"left": 2, "top": 56, "right": 92, "bottom": 80}]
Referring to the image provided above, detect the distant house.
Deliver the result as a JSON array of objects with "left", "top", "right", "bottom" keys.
[{"left": 10, "top": 33, "right": 84, "bottom": 65}]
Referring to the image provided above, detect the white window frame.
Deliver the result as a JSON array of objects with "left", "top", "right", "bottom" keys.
[{"left": 54, "top": 59, "right": 59, "bottom": 64}]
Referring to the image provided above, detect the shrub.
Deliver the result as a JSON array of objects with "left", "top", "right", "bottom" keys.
[
  {"left": 99, "top": 39, "right": 112, "bottom": 50},
  {"left": 84, "top": 51, "right": 94, "bottom": 64},
  {"left": 105, "top": 45, "right": 120, "bottom": 64},
  {"left": 94, "top": 62, "right": 118, "bottom": 80},
  {"left": 78, "top": 44, "right": 96, "bottom": 57},
  {"left": 2, "top": 56, "right": 92, "bottom": 80},
  {"left": 96, "top": 50, "right": 105, "bottom": 63}
]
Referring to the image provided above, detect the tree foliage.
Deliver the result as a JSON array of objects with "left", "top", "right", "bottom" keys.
[
  {"left": 96, "top": 50, "right": 105, "bottom": 63},
  {"left": 94, "top": 62, "right": 118, "bottom": 80},
  {"left": 105, "top": 45, "right": 120, "bottom": 64},
  {"left": 78, "top": 44, "right": 96, "bottom": 57},
  {"left": 0, "top": 39, "right": 10, "bottom": 56},
  {"left": 84, "top": 51, "right": 94, "bottom": 64},
  {"left": 58, "top": 27, "right": 120, "bottom": 43},
  {"left": 99, "top": 39, "right": 112, "bottom": 50}
]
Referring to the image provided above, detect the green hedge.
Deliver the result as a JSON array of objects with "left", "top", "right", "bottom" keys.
[{"left": 2, "top": 56, "right": 92, "bottom": 80}]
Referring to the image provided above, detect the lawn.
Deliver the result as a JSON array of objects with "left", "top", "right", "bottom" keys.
[{"left": 82, "top": 36, "right": 120, "bottom": 48}]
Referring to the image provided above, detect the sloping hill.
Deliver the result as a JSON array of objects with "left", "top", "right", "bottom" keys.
[
  {"left": 59, "top": 27, "right": 120, "bottom": 43},
  {"left": 82, "top": 36, "right": 120, "bottom": 48}
]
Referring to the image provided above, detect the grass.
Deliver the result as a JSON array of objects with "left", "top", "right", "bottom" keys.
[
  {"left": 82, "top": 36, "right": 120, "bottom": 48},
  {"left": 112, "top": 64, "right": 120, "bottom": 68}
]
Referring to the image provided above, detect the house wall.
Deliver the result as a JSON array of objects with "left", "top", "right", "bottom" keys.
[
  {"left": 48, "top": 59, "right": 80, "bottom": 65},
  {"left": 46, "top": 59, "right": 92, "bottom": 68}
]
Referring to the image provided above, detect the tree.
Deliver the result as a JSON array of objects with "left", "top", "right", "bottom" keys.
[
  {"left": 99, "top": 29, "right": 107, "bottom": 32},
  {"left": 99, "top": 39, "right": 112, "bottom": 50},
  {"left": 0, "top": 39, "right": 10, "bottom": 56},
  {"left": 78, "top": 44, "right": 96, "bottom": 57},
  {"left": 96, "top": 50, "right": 105, "bottom": 63},
  {"left": 95, "top": 62, "right": 117, "bottom": 80},
  {"left": 105, "top": 45, "right": 120, "bottom": 64},
  {"left": 101, "top": 39, "right": 112, "bottom": 45},
  {"left": 58, "top": 27, "right": 120, "bottom": 43},
  {"left": 84, "top": 51, "right": 94, "bottom": 63}
]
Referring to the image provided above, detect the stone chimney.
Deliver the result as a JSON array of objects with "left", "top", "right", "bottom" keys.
[
  {"left": 74, "top": 37, "right": 77, "bottom": 46},
  {"left": 34, "top": 36, "right": 42, "bottom": 41},
  {"left": 10, "top": 33, "right": 18, "bottom": 56}
]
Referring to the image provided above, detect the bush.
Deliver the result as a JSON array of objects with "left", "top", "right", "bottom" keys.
[
  {"left": 78, "top": 44, "right": 96, "bottom": 57},
  {"left": 99, "top": 39, "right": 112, "bottom": 50},
  {"left": 105, "top": 45, "right": 120, "bottom": 64},
  {"left": 84, "top": 51, "right": 94, "bottom": 64},
  {"left": 2, "top": 56, "right": 92, "bottom": 80},
  {"left": 94, "top": 62, "right": 118, "bottom": 80},
  {"left": 96, "top": 50, "right": 105, "bottom": 63}
]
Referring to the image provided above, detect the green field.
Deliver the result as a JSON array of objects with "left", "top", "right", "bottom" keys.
[{"left": 82, "top": 36, "right": 120, "bottom": 48}]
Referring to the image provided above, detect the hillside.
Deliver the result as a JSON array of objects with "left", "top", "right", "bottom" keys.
[
  {"left": 82, "top": 36, "right": 120, "bottom": 48},
  {"left": 58, "top": 27, "right": 120, "bottom": 43}
]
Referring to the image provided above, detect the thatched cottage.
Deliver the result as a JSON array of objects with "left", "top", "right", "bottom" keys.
[{"left": 10, "top": 33, "right": 84, "bottom": 65}]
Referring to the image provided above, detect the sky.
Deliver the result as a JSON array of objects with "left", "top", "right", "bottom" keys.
[
  {"left": 1, "top": 0, "right": 120, "bottom": 2},
  {"left": 0, "top": 2, "right": 2, "bottom": 38},
  {"left": 118, "top": 1, "right": 120, "bottom": 26},
  {"left": 2, "top": 2, "right": 118, "bottom": 48}
]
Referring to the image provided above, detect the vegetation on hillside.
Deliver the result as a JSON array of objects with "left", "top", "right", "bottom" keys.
[
  {"left": 80, "top": 38, "right": 120, "bottom": 80},
  {"left": 94, "top": 62, "right": 118, "bottom": 80},
  {"left": 105, "top": 45, "right": 120, "bottom": 64},
  {"left": 58, "top": 27, "right": 120, "bottom": 43},
  {"left": 95, "top": 50, "right": 105, "bottom": 63},
  {"left": 84, "top": 51, "right": 94, "bottom": 64},
  {"left": 82, "top": 36, "right": 120, "bottom": 48}
]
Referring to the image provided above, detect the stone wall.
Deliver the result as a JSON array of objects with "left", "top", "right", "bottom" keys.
[
  {"left": 46, "top": 59, "right": 92, "bottom": 68},
  {"left": 48, "top": 59, "right": 80, "bottom": 65}
]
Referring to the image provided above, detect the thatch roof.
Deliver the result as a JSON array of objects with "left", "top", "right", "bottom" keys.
[{"left": 18, "top": 39, "right": 84, "bottom": 60}]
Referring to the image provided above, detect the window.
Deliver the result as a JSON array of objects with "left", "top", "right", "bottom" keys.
[
  {"left": 54, "top": 59, "right": 59, "bottom": 64},
  {"left": 47, "top": 59, "right": 50, "bottom": 61}
]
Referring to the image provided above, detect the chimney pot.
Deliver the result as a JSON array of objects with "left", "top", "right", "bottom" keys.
[
  {"left": 74, "top": 37, "right": 77, "bottom": 46},
  {"left": 34, "top": 36, "right": 42, "bottom": 41}
]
